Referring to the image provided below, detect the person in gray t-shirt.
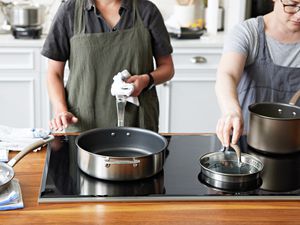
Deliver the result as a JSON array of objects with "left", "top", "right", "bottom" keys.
[{"left": 215, "top": 0, "right": 300, "bottom": 147}]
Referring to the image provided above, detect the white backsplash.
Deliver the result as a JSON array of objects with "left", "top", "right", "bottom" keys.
[
  {"left": 32, "top": 0, "right": 62, "bottom": 33},
  {"left": 0, "top": 0, "right": 241, "bottom": 35},
  {"left": 149, "top": 0, "right": 177, "bottom": 19}
]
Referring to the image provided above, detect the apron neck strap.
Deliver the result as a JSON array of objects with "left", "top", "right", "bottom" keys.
[
  {"left": 74, "top": 0, "right": 86, "bottom": 35},
  {"left": 132, "top": 0, "right": 143, "bottom": 26}
]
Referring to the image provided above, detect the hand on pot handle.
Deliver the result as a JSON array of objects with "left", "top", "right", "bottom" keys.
[
  {"left": 216, "top": 111, "right": 244, "bottom": 147},
  {"left": 49, "top": 111, "right": 78, "bottom": 131}
]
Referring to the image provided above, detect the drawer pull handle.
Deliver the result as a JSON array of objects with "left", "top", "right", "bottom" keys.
[{"left": 191, "top": 56, "right": 207, "bottom": 64}]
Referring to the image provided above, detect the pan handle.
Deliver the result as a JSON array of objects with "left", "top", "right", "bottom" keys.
[
  {"left": 7, "top": 135, "right": 55, "bottom": 167},
  {"left": 116, "top": 95, "right": 127, "bottom": 127},
  {"left": 229, "top": 144, "right": 241, "bottom": 166},
  {"left": 289, "top": 90, "right": 300, "bottom": 105},
  {"left": 104, "top": 157, "right": 140, "bottom": 168}
]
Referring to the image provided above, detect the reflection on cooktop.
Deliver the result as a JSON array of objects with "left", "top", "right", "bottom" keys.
[
  {"left": 39, "top": 135, "right": 300, "bottom": 202},
  {"left": 198, "top": 173, "right": 263, "bottom": 194}
]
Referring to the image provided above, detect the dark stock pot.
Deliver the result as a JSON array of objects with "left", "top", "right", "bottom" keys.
[
  {"left": 76, "top": 127, "right": 167, "bottom": 181},
  {"left": 248, "top": 90, "right": 300, "bottom": 154}
]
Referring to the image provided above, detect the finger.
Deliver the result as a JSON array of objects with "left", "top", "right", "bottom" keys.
[
  {"left": 231, "top": 124, "right": 239, "bottom": 145},
  {"left": 48, "top": 121, "right": 53, "bottom": 130},
  {"left": 216, "top": 119, "right": 224, "bottom": 146},
  {"left": 126, "top": 76, "right": 137, "bottom": 83},
  {"left": 61, "top": 115, "right": 69, "bottom": 129},
  {"left": 231, "top": 118, "right": 243, "bottom": 144},
  {"left": 131, "top": 83, "right": 143, "bottom": 96},
  {"left": 50, "top": 119, "right": 58, "bottom": 131},
  {"left": 71, "top": 116, "right": 78, "bottom": 124},
  {"left": 55, "top": 116, "right": 64, "bottom": 131},
  {"left": 126, "top": 77, "right": 133, "bottom": 83},
  {"left": 223, "top": 116, "right": 233, "bottom": 147}
]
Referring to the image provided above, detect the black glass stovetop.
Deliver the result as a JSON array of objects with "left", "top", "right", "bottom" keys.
[{"left": 38, "top": 134, "right": 300, "bottom": 202}]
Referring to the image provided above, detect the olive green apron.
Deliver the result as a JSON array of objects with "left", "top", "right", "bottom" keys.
[{"left": 65, "top": 0, "right": 159, "bottom": 132}]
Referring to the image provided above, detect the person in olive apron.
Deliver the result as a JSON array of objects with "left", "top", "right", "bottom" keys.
[
  {"left": 215, "top": 0, "right": 300, "bottom": 147},
  {"left": 42, "top": 0, "right": 174, "bottom": 132}
]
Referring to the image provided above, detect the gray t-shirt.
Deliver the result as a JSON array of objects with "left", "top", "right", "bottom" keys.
[
  {"left": 42, "top": 0, "right": 173, "bottom": 62},
  {"left": 223, "top": 17, "right": 300, "bottom": 67}
]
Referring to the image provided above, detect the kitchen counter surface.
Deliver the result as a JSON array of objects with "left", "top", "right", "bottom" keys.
[
  {"left": 1, "top": 134, "right": 300, "bottom": 225},
  {"left": 0, "top": 32, "right": 224, "bottom": 48},
  {"left": 170, "top": 32, "right": 224, "bottom": 48},
  {"left": 0, "top": 34, "right": 46, "bottom": 47}
]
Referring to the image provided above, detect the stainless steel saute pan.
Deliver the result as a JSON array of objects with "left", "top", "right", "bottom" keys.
[
  {"left": 76, "top": 92, "right": 168, "bottom": 181},
  {"left": 76, "top": 127, "right": 167, "bottom": 181},
  {"left": 248, "top": 90, "right": 300, "bottom": 154},
  {"left": 0, "top": 136, "right": 54, "bottom": 192}
]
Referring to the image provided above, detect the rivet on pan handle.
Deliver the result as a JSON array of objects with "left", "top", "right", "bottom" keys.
[{"left": 104, "top": 157, "right": 140, "bottom": 168}]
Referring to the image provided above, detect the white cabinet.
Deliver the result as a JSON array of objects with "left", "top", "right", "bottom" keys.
[
  {"left": 0, "top": 36, "right": 46, "bottom": 128},
  {"left": 157, "top": 34, "right": 223, "bottom": 133}
]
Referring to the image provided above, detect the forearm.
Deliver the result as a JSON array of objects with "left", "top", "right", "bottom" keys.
[
  {"left": 215, "top": 73, "right": 242, "bottom": 116},
  {"left": 47, "top": 73, "right": 68, "bottom": 114},
  {"left": 46, "top": 60, "right": 68, "bottom": 115},
  {"left": 150, "top": 55, "right": 174, "bottom": 85},
  {"left": 215, "top": 52, "right": 246, "bottom": 116}
]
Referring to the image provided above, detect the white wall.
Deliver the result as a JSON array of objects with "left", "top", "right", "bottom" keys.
[
  {"left": 223, "top": 0, "right": 247, "bottom": 32},
  {"left": 33, "top": 0, "right": 62, "bottom": 33}
]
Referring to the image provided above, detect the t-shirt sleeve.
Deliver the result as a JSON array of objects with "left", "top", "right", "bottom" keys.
[
  {"left": 141, "top": 2, "right": 173, "bottom": 58},
  {"left": 223, "top": 18, "right": 259, "bottom": 66},
  {"left": 41, "top": 2, "right": 72, "bottom": 62}
]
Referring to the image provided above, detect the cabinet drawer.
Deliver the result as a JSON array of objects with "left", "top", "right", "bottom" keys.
[
  {"left": 0, "top": 48, "right": 36, "bottom": 71},
  {"left": 172, "top": 48, "right": 222, "bottom": 70},
  {"left": 174, "top": 69, "right": 217, "bottom": 79}
]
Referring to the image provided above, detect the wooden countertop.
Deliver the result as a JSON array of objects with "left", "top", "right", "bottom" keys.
[{"left": 1, "top": 137, "right": 300, "bottom": 225}]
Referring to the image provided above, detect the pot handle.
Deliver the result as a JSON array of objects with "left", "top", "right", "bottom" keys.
[
  {"left": 229, "top": 144, "right": 242, "bottom": 166},
  {"left": 7, "top": 135, "right": 54, "bottom": 167},
  {"left": 104, "top": 157, "right": 140, "bottom": 168},
  {"left": 289, "top": 90, "right": 300, "bottom": 105}
]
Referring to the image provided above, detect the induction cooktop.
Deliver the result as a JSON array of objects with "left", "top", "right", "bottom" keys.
[{"left": 38, "top": 134, "right": 300, "bottom": 203}]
